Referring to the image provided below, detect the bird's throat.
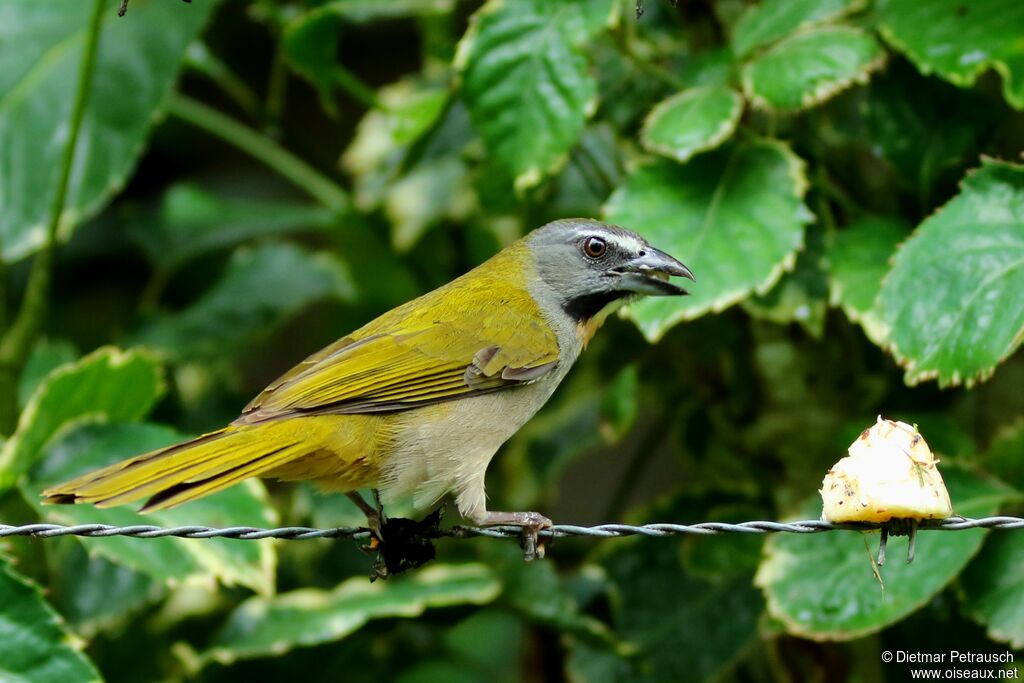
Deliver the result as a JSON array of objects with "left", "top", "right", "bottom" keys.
[{"left": 563, "top": 292, "right": 633, "bottom": 346}]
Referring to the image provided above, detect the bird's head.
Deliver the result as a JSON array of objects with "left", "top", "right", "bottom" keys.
[{"left": 525, "top": 218, "right": 695, "bottom": 323}]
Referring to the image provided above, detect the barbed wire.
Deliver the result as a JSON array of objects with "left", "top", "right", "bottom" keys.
[{"left": 2, "top": 515, "right": 1022, "bottom": 541}]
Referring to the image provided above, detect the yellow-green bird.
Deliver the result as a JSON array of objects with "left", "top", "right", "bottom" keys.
[{"left": 43, "top": 219, "right": 693, "bottom": 530}]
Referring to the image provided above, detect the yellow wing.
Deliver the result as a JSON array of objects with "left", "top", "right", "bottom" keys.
[{"left": 238, "top": 257, "right": 561, "bottom": 423}]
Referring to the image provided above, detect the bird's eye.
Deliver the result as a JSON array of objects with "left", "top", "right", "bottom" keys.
[{"left": 583, "top": 236, "right": 607, "bottom": 258}]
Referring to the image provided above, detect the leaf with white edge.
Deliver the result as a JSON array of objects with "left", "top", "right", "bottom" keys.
[
  {"left": 0, "top": 347, "right": 163, "bottom": 493},
  {"left": 961, "top": 532, "right": 1024, "bottom": 648},
  {"left": 603, "top": 141, "right": 812, "bottom": 341},
  {"left": 878, "top": 159, "right": 1024, "bottom": 387},
  {"left": 124, "top": 183, "right": 337, "bottom": 272},
  {"left": 756, "top": 467, "right": 1009, "bottom": 640},
  {"left": 0, "top": 556, "right": 101, "bottom": 683},
  {"left": 27, "top": 422, "right": 277, "bottom": 595},
  {"left": 827, "top": 217, "right": 907, "bottom": 344},
  {"left": 131, "top": 243, "right": 355, "bottom": 361},
  {"left": 877, "top": 0, "right": 1024, "bottom": 109},
  {"left": 0, "top": 0, "right": 215, "bottom": 262},
  {"left": 742, "top": 26, "right": 885, "bottom": 112},
  {"left": 641, "top": 86, "right": 743, "bottom": 164},
  {"left": 204, "top": 564, "right": 500, "bottom": 664},
  {"left": 731, "top": 0, "right": 863, "bottom": 57},
  {"left": 17, "top": 339, "right": 78, "bottom": 410},
  {"left": 744, "top": 224, "right": 829, "bottom": 338},
  {"left": 456, "top": 0, "right": 617, "bottom": 190}
]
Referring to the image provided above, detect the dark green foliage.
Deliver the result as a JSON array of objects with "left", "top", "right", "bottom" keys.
[{"left": 1, "top": 0, "right": 1023, "bottom": 681}]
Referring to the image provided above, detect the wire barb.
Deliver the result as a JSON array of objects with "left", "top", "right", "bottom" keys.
[{"left": 1, "top": 516, "right": 1021, "bottom": 541}]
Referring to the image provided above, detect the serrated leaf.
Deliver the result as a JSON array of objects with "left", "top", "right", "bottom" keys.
[
  {"left": 583, "top": 523, "right": 763, "bottom": 681},
  {"left": 756, "top": 467, "right": 1009, "bottom": 640},
  {"left": 640, "top": 86, "right": 743, "bottom": 164},
  {"left": 130, "top": 243, "right": 355, "bottom": 361},
  {"left": 204, "top": 564, "right": 500, "bottom": 664},
  {"left": 826, "top": 216, "right": 907, "bottom": 344},
  {"left": 731, "top": 0, "right": 863, "bottom": 57},
  {"left": 124, "top": 183, "right": 337, "bottom": 272},
  {"left": 603, "top": 141, "right": 812, "bottom": 341},
  {"left": 960, "top": 532, "right": 1024, "bottom": 648},
  {"left": 877, "top": 0, "right": 1024, "bottom": 109},
  {"left": 27, "top": 422, "right": 276, "bottom": 595},
  {"left": 0, "top": 557, "right": 101, "bottom": 682},
  {"left": 0, "top": 0, "right": 215, "bottom": 261},
  {"left": 17, "top": 339, "right": 78, "bottom": 410},
  {"left": 877, "top": 159, "right": 1024, "bottom": 387},
  {"left": 744, "top": 223, "right": 829, "bottom": 338},
  {"left": 456, "top": 0, "right": 616, "bottom": 190},
  {"left": 0, "top": 347, "right": 163, "bottom": 493},
  {"left": 742, "top": 26, "right": 885, "bottom": 112}
]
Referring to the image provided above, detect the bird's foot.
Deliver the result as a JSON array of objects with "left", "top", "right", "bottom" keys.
[
  {"left": 345, "top": 491, "right": 385, "bottom": 540},
  {"left": 478, "top": 510, "right": 552, "bottom": 561}
]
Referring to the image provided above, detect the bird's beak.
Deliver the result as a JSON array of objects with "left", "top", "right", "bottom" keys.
[{"left": 614, "top": 247, "right": 695, "bottom": 296}]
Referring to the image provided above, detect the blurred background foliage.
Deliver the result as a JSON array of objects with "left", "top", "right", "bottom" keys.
[{"left": 1, "top": 0, "right": 1023, "bottom": 680}]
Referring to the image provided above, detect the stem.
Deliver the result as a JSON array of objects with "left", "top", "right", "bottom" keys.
[
  {"left": 165, "top": 92, "right": 349, "bottom": 212},
  {"left": 333, "top": 65, "right": 386, "bottom": 111},
  {"left": 0, "top": 0, "right": 105, "bottom": 435},
  {"left": 265, "top": 44, "right": 289, "bottom": 130},
  {"left": 185, "top": 42, "right": 261, "bottom": 119},
  {"left": 611, "top": 23, "right": 686, "bottom": 91}
]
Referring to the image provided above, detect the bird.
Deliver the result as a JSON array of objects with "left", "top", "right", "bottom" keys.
[{"left": 42, "top": 218, "right": 694, "bottom": 531}]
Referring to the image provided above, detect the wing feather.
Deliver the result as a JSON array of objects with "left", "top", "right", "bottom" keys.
[{"left": 237, "top": 267, "right": 561, "bottom": 423}]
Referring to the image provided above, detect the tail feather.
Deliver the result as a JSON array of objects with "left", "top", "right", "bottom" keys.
[{"left": 41, "top": 424, "right": 307, "bottom": 512}]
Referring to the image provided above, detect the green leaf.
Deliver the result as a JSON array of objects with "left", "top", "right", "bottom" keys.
[
  {"left": 960, "top": 532, "right": 1024, "bottom": 648},
  {"left": 0, "top": 0, "right": 215, "bottom": 261},
  {"left": 877, "top": 159, "right": 1024, "bottom": 387},
  {"left": 584, "top": 530, "right": 762, "bottom": 681},
  {"left": 0, "top": 556, "right": 101, "bottom": 682},
  {"left": 131, "top": 243, "right": 355, "bottom": 361},
  {"left": 603, "top": 140, "right": 812, "bottom": 341},
  {"left": 17, "top": 339, "right": 78, "bottom": 410},
  {"left": 742, "top": 26, "right": 885, "bottom": 112},
  {"left": 281, "top": 7, "right": 348, "bottom": 114},
  {"left": 640, "top": 86, "right": 743, "bottom": 164},
  {"left": 877, "top": 0, "right": 1024, "bottom": 109},
  {"left": 826, "top": 216, "right": 907, "bottom": 344},
  {"left": 456, "top": 0, "right": 617, "bottom": 190},
  {"left": 731, "top": 0, "right": 863, "bottom": 56},
  {"left": 27, "top": 421, "right": 276, "bottom": 595},
  {"left": 744, "top": 223, "right": 829, "bottom": 338},
  {"left": 204, "top": 564, "right": 500, "bottom": 664},
  {"left": 756, "top": 467, "right": 1009, "bottom": 640},
  {"left": 47, "top": 539, "right": 163, "bottom": 636},
  {"left": 386, "top": 155, "right": 474, "bottom": 251},
  {"left": 0, "top": 347, "right": 163, "bottom": 493},
  {"left": 124, "top": 183, "right": 337, "bottom": 272},
  {"left": 983, "top": 423, "right": 1024, "bottom": 491}
]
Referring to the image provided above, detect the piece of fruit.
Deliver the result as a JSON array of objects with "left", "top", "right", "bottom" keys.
[{"left": 821, "top": 416, "right": 952, "bottom": 524}]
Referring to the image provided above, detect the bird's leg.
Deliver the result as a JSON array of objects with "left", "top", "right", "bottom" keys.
[{"left": 346, "top": 491, "right": 383, "bottom": 538}]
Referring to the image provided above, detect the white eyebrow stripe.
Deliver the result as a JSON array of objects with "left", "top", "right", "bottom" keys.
[{"left": 605, "top": 233, "right": 644, "bottom": 252}]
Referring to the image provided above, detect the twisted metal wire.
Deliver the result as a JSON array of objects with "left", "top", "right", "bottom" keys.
[{"left": 1, "top": 516, "right": 1021, "bottom": 541}]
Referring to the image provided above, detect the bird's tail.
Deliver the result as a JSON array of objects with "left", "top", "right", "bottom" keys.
[{"left": 41, "top": 422, "right": 307, "bottom": 512}]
